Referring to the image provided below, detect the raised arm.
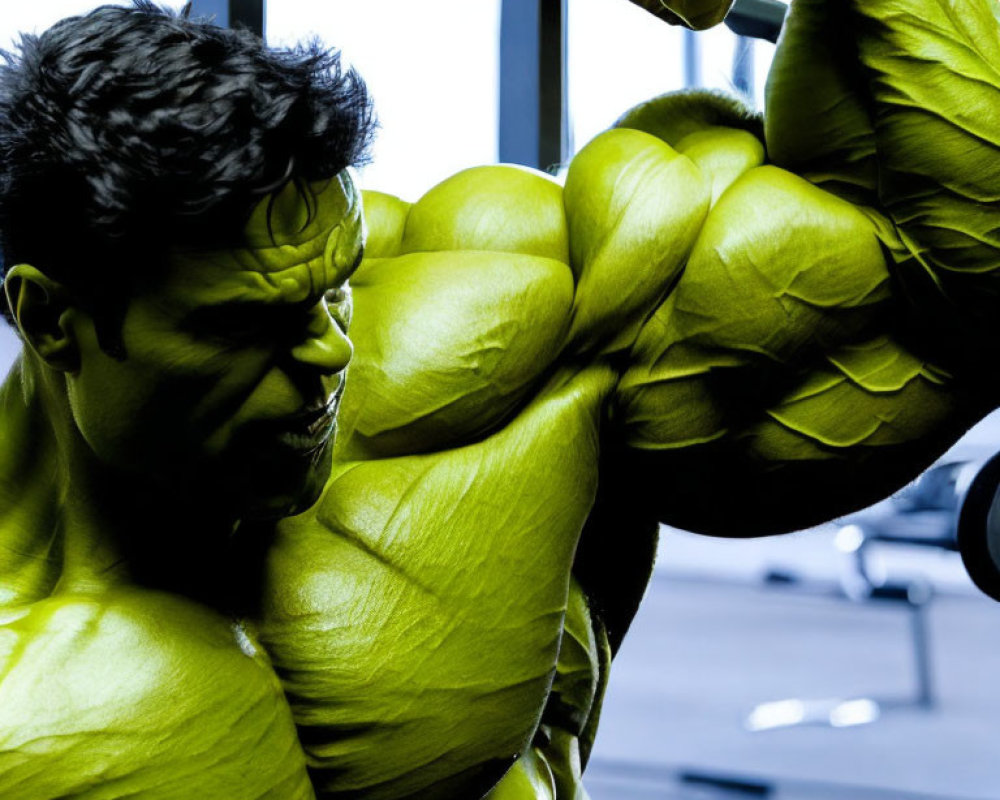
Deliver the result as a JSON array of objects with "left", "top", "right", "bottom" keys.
[
  {"left": 253, "top": 5, "right": 1000, "bottom": 796},
  {"left": 605, "top": 0, "right": 1000, "bottom": 537}
]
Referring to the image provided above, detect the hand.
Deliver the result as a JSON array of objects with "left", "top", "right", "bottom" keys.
[{"left": 627, "top": 0, "right": 736, "bottom": 29}]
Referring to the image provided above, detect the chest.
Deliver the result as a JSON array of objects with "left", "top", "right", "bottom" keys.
[
  {"left": 258, "top": 365, "right": 613, "bottom": 798},
  {"left": 0, "top": 591, "right": 313, "bottom": 800}
]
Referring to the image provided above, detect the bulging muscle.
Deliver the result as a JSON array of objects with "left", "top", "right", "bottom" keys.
[
  {"left": 5, "top": 83, "right": 990, "bottom": 799},
  {"left": 0, "top": 588, "right": 313, "bottom": 799},
  {"left": 259, "top": 92, "right": 992, "bottom": 798}
]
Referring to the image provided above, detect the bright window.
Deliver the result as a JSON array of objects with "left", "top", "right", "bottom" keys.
[
  {"left": 267, "top": 1, "right": 502, "bottom": 202},
  {"left": 569, "top": 0, "right": 780, "bottom": 151}
]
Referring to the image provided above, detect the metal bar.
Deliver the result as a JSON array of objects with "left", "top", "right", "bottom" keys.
[
  {"left": 189, "top": 0, "right": 228, "bottom": 26},
  {"left": 499, "top": 0, "right": 568, "bottom": 171},
  {"left": 732, "top": 34, "right": 754, "bottom": 102},
  {"left": 683, "top": 28, "right": 700, "bottom": 89},
  {"left": 230, "top": 0, "right": 264, "bottom": 39},
  {"left": 909, "top": 595, "right": 936, "bottom": 709},
  {"left": 725, "top": 0, "right": 787, "bottom": 43},
  {"left": 188, "top": 0, "right": 264, "bottom": 39},
  {"left": 537, "top": 0, "right": 568, "bottom": 171},
  {"left": 499, "top": 0, "right": 540, "bottom": 167}
]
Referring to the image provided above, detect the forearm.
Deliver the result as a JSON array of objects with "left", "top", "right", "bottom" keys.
[
  {"left": 603, "top": 0, "right": 1000, "bottom": 536},
  {"left": 768, "top": 0, "right": 1000, "bottom": 375}
]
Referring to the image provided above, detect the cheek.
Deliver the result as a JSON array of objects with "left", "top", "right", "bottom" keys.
[
  {"left": 208, "top": 363, "right": 310, "bottom": 441},
  {"left": 197, "top": 359, "right": 284, "bottom": 454},
  {"left": 67, "top": 354, "right": 166, "bottom": 468},
  {"left": 69, "top": 335, "right": 272, "bottom": 469}
]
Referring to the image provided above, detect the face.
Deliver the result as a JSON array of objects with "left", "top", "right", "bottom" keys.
[{"left": 65, "top": 170, "right": 364, "bottom": 519}]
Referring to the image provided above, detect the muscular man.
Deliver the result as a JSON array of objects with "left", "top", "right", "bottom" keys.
[{"left": 1, "top": 0, "right": 997, "bottom": 798}]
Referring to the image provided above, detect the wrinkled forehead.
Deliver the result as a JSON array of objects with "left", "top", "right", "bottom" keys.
[{"left": 160, "top": 169, "right": 365, "bottom": 306}]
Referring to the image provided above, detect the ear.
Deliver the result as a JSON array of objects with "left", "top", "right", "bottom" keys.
[{"left": 3, "top": 264, "right": 80, "bottom": 372}]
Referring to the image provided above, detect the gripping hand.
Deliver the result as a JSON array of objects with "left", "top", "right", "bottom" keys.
[{"left": 627, "top": 0, "right": 736, "bottom": 29}]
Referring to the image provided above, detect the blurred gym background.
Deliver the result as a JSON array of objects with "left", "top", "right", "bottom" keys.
[{"left": 2, "top": 3, "right": 999, "bottom": 798}]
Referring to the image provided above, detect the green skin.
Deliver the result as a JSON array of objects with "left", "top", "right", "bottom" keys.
[{"left": 1, "top": 0, "right": 999, "bottom": 797}]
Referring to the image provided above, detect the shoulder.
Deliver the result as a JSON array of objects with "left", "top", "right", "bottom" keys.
[
  {"left": 0, "top": 589, "right": 312, "bottom": 799},
  {"left": 345, "top": 168, "right": 578, "bottom": 459},
  {"left": 364, "top": 164, "right": 568, "bottom": 262},
  {"left": 342, "top": 92, "right": 765, "bottom": 459}
]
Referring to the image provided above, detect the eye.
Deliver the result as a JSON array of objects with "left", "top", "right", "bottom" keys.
[
  {"left": 324, "top": 283, "right": 353, "bottom": 332},
  {"left": 187, "top": 304, "right": 269, "bottom": 345},
  {"left": 324, "top": 285, "right": 349, "bottom": 305}
]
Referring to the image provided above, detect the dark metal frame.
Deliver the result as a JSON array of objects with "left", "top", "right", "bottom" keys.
[
  {"left": 189, "top": 0, "right": 264, "bottom": 38},
  {"left": 499, "top": 0, "right": 568, "bottom": 173},
  {"left": 725, "top": 0, "right": 787, "bottom": 43}
]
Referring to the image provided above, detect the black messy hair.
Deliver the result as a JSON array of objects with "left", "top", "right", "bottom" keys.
[{"left": 0, "top": 1, "right": 376, "bottom": 325}]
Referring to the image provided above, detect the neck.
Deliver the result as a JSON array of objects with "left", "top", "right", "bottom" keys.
[{"left": 0, "top": 352, "right": 251, "bottom": 609}]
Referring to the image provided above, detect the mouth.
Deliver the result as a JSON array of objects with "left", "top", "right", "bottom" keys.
[
  {"left": 245, "top": 389, "right": 339, "bottom": 458},
  {"left": 288, "top": 400, "right": 336, "bottom": 431},
  {"left": 276, "top": 400, "right": 338, "bottom": 453}
]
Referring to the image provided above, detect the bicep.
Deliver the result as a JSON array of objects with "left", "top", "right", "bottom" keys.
[
  {"left": 625, "top": 337, "right": 973, "bottom": 537},
  {"left": 614, "top": 165, "right": 991, "bottom": 536},
  {"left": 348, "top": 173, "right": 575, "bottom": 459}
]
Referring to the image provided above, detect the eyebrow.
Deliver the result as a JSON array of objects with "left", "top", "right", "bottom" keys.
[
  {"left": 179, "top": 294, "right": 317, "bottom": 336},
  {"left": 178, "top": 262, "right": 355, "bottom": 335}
]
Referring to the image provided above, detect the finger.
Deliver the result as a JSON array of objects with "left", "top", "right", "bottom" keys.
[{"left": 627, "top": 0, "right": 736, "bottom": 30}]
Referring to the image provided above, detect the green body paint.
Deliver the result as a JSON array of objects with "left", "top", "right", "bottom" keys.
[{"left": 3, "top": 1, "right": 1000, "bottom": 798}]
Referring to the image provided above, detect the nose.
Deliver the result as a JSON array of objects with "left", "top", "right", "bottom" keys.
[{"left": 289, "top": 301, "right": 353, "bottom": 375}]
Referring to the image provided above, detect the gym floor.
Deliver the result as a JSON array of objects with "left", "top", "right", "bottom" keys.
[{"left": 586, "top": 528, "right": 1000, "bottom": 800}]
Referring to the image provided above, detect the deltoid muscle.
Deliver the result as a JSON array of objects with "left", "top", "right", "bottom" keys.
[{"left": 257, "top": 2, "right": 1000, "bottom": 798}]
